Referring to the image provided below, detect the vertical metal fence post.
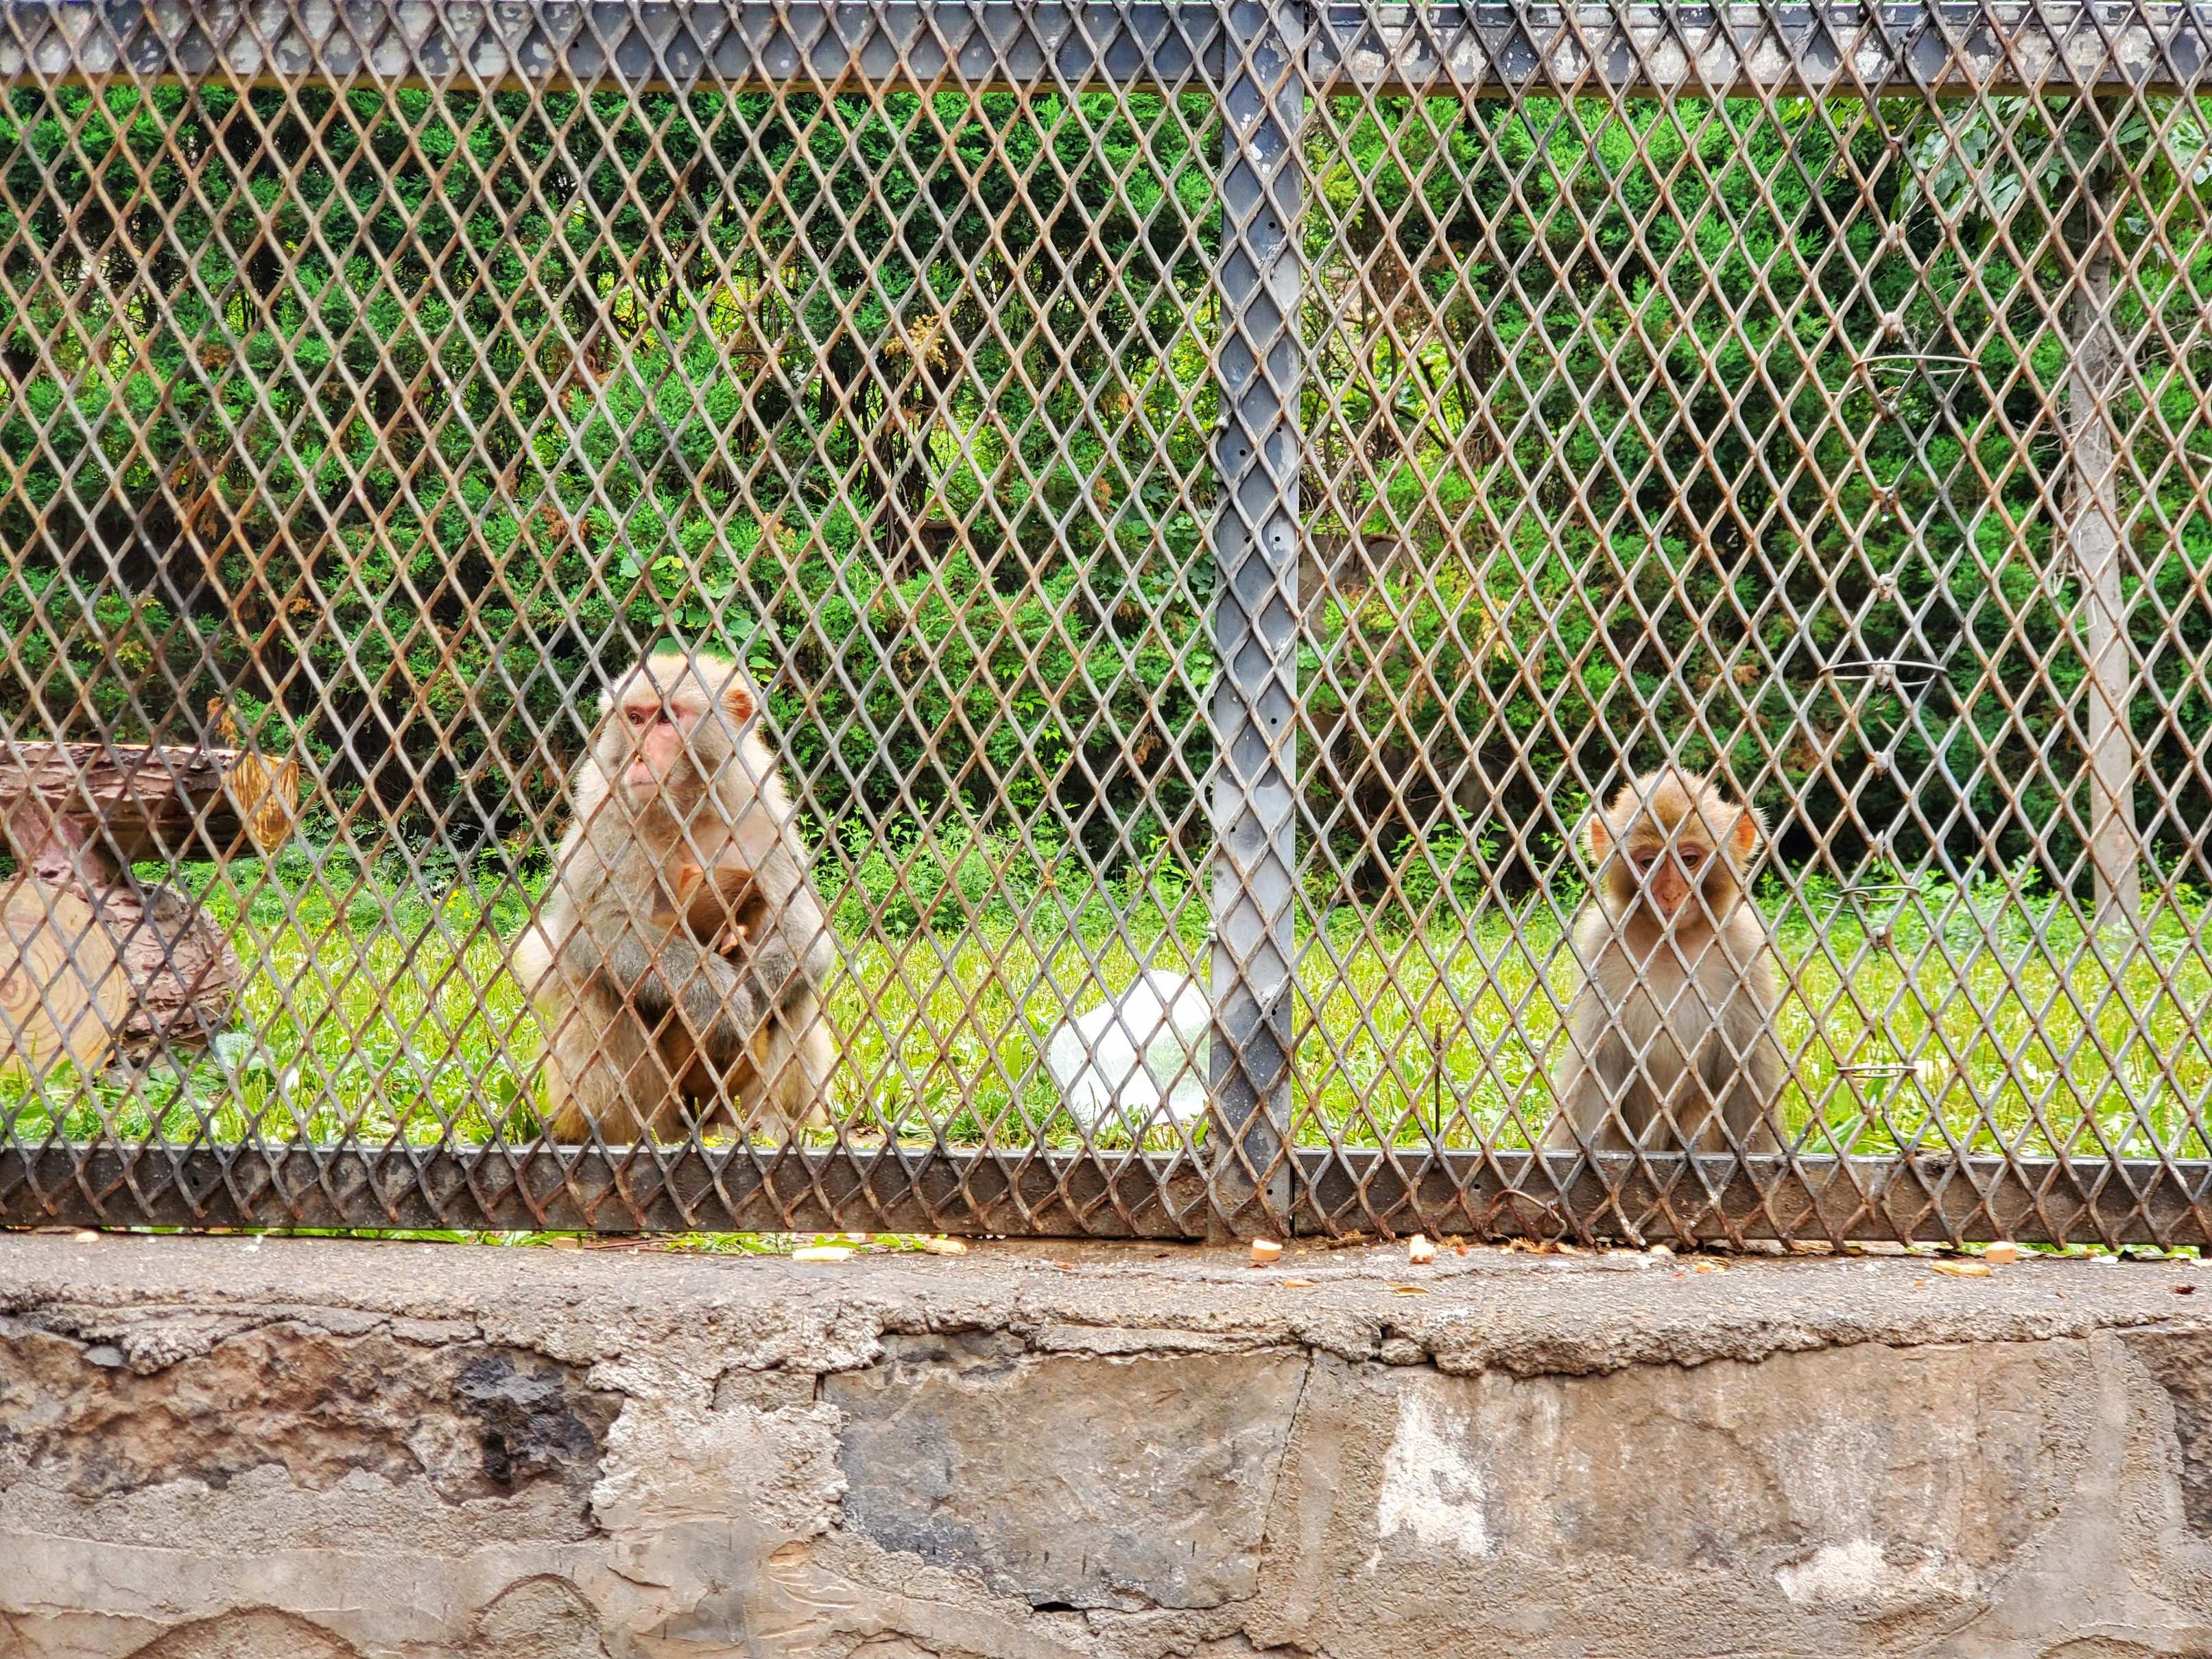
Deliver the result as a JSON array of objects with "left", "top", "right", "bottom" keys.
[
  {"left": 1206, "top": 0, "right": 1305, "bottom": 1234},
  {"left": 2063, "top": 110, "right": 2143, "bottom": 939}
]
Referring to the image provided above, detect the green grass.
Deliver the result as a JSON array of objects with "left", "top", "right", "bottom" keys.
[{"left": 5, "top": 852, "right": 2211, "bottom": 1161}]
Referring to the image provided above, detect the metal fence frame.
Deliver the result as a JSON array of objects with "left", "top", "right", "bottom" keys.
[{"left": 4, "top": 0, "right": 2212, "bottom": 1243}]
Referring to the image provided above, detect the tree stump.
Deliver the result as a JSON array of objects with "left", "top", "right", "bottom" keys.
[
  {"left": 0, "top": 741, "right": 296, "bottom": 1071},
  {"left": 0, "top": 880, "right": 130, "bottom": 1079}
]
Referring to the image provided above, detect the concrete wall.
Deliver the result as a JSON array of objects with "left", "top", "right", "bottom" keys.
[{"left": 5, "top": 1233, "right": 2212, "bottom": 1659}]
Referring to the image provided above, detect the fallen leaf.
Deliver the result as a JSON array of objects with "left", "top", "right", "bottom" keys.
[
  {"left": 2176, "top": 1285, "right": 2198, "bottom": 1296},
  {"left": 1930, "top": 1260, "right": 1991, "bottom": 1278},
  {"left": 1390, "top": 1284, "right": 1429, "bottom": 1295},
  {"left": 792, "top": 1245, "right": 855, "bottom": 1263},
  {"left": 545, "top": 1236, "right": 581, "bottom": 1251},
  {"left": 1281, "top": 1277, "right": 1315, "bottom": 1288},
  {"left": 918, "top": 1237, "right": 968, "bottom": 1256}
]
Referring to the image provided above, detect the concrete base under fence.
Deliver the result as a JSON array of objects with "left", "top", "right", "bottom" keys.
[{"left": 5, "top": 1236, "right": 2212, "bottom": 1659}]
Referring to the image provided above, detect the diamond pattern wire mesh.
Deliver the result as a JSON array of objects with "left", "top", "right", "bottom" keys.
[{"left": 0, "top": 1, "right": 2209, "bottom": 1244}]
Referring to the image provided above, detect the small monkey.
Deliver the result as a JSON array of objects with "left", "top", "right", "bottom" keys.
[
  {"left": 513, "top": 649, "right": 836, "bottom": 1144},
  {"left": 1543, "top": 767, "right": 1784, "bottom": 1155},
  {"left": 652, "top": 855, "right": 774, "bottom": 1113},
  {"left": 657, "top": 857, "right": 765, "bottom": 955}
]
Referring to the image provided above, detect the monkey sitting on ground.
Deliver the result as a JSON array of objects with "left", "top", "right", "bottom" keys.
[
  {"left": 1543, "top": 767, "right": 1784, "bottom": 1155},
  {"left": 512, "top": 649, "right": 836, "bottom": 1145}
]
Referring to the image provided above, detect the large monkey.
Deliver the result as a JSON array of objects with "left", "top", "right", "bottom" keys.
[
  {"left": 513, "top": 649, "right": 836, "bottom": 1143},
  {"left": 1543, "top": 767, "right": 1784, "bottom": 1154}
]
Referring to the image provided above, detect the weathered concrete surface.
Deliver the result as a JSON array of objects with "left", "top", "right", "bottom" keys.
[{"left": 5, "top": 1234, "right": 2212, "bottom": 1659}]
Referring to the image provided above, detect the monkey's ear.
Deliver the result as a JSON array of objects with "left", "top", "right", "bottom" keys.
[
  {"left": 722, "top": 675, "right": 756, "bottom": 726},
  {"left": 1586, "top": 811, "right": 1613, "bottom": 863},
  {"left": 1729, "top": 807, "right": 1762, "bottom": 862}
]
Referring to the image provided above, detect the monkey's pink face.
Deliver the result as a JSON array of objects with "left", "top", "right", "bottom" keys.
[
  {"left": 1624, "top": 836, "right": 1715, "bottom": 922},
  {"left": 613, "top": 689, "right": 709, "bottom": 798}
]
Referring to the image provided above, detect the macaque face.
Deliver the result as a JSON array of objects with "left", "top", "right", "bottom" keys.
[
  {"left": 1593, "top": 772, "right": 1759, "bottom": 930},
  {"left": 611, "top": 678, "right": 710, "bottom": 800},
  {"left": 1619, "top": 819, "right": 1720, "bottom": 922},
  {"left": 599, "top": 654, "right": 754, "bottom": 809}
]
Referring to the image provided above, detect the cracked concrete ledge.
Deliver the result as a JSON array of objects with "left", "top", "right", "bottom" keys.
[{"left": 4, "top": 1233, "right": 2212, "bottom": 1659}]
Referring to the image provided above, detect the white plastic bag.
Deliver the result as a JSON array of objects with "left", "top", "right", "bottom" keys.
[{"left": 1043, "top": 970, "right": 1211, "bottom": 1133}]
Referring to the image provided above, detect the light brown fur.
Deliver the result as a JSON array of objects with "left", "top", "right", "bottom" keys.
[
  {"left": 660, "top": 858, "right": 765, "bottom": 955},
  {"left": 511, "top": 649, "right": 836, "bottom": 1144},
  {"left": 1543, "top": 767, "right": 1783, "bottom": 1155}
]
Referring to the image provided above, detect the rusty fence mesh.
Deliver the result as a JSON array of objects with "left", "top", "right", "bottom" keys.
[{"left": 1, "top": 1, "right": 2211, "bottom": 1243}]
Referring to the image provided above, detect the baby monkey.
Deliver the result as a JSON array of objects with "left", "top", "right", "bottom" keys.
[
  {"left": 653, "top": 856, "right": 767, "bottom": 957},
  {"left": 648, "top": 855, "right": 775, "bottom": 1115},
  {"left": 1544, "top": 767, "right": 1784, "bottom": 1155}
]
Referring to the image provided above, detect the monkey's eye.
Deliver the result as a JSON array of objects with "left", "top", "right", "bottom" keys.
[{"left": 626, "top": 706, "right": 654, "bottom": 730}]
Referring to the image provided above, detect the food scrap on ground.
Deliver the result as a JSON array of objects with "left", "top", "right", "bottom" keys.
[{"left": 1931, "top": 1259, "right": 1992, "bottom": 1278}]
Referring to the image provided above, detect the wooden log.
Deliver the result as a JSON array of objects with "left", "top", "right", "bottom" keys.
[
  {"left": 0, "top": 741, "right": 292, "bottom": 1064},
  {"left": 0, "top": 741, "right": 276, "bottom": 868},
  {"left": 93, "top": 879, "right": 243, "bottom": 1062},
  {"left": 0, "top": 878, "right": 130, "bottom": 1078}
]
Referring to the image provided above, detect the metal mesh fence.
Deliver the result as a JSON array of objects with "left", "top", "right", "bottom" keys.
[{"left": 1, "top": 1, "right": 2210, "bottom": 1244}]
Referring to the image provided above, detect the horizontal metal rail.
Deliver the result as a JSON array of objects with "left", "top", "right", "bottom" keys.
[
  {"left": 0, "top": 1, "right": 2205, "bottom": 94},
  {"left": 6, "top": 1147, "right": 2209, "bottom": 1246},
  {"left": 0, "top": 1145, "right": 1219, "bottom": 1236}
]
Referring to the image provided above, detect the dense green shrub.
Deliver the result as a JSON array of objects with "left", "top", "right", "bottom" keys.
[{"left": 0, "top": 84, "right": 2205, "bottom": 903}]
